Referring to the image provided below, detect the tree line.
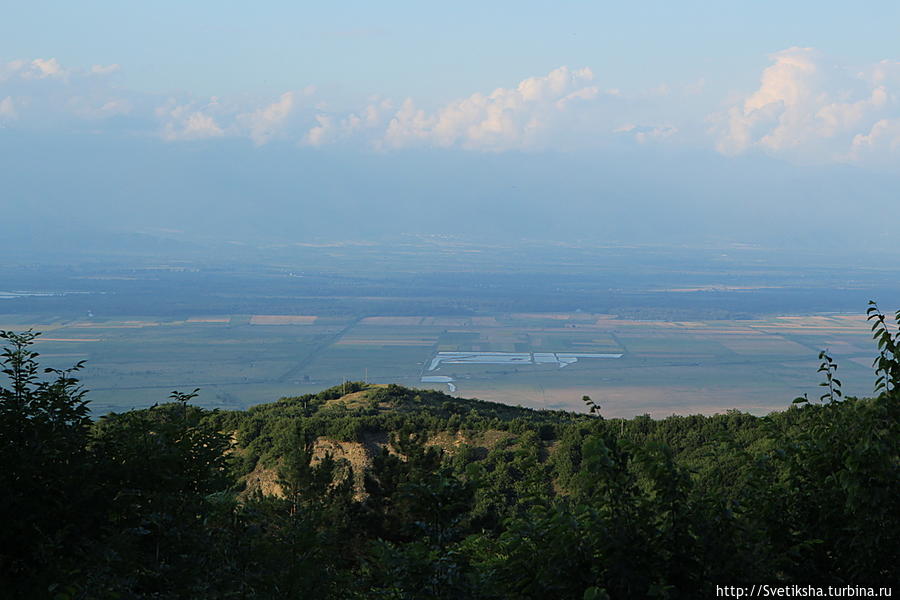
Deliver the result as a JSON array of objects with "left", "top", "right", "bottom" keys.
[{"left": 0, "top": 304, "right": 898, "bottom": 598}]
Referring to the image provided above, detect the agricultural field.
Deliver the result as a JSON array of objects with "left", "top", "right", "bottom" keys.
[{"left": 0, "top": 310, "right": 882, "bottom": 417}]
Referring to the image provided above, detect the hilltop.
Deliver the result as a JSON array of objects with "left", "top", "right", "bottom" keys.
[{"left": 219, "top": 382, "right": 759, "bottom": 500}]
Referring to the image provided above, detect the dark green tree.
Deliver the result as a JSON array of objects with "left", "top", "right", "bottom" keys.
[{"left": 0, "top": 330, "right": 94, "bottom": 597}]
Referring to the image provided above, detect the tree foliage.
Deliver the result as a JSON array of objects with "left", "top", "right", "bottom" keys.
[{"left": 0, "top": 304, "right": 898, "bottom": 598}]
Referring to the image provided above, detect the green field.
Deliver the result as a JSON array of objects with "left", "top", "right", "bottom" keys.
[{"left": 0, "top": 312, "right": 881, "bottom": 417}]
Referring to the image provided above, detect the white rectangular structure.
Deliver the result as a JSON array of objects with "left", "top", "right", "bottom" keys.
[{"left": 427, "top": 350, "right": 623, "bottom": 370}]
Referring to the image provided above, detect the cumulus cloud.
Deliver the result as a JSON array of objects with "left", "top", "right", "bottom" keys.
[
  {"left": 238, "top": 91, "right": 298, "bottom": 145},
  {"left": 379, "top": 66, "right": 600, "bottom": 151},
  {"left": 0, "top": 57, "right": 138, "bottom": 125},
  {"left": 1, "top": 58, "right": 67, "bottom": 81},
  {"left": 0, "top": 58, "right": 682, "bottom": 151},
  {"left": 298, "top": 67, "right": 678, "bottom": 152},
  {"left": 25, "top": 58, "right": 66, "bottom": 79},
  {"left": 11, "top": 52, "right": 900, "bottom": 167},
  {"left": 1, "top": 57, "right": 118, "bottom": 82},
  {"left": 157, "top": 99, "right": 225, "bottom": 141},
  {"left": 303, "top": 114, "right": 335, "bottom": 147},
  {"left": 712, "top": 47, "right": 900, "bottom": 163},
  {"left": 302, "top": 98, "right": 395, "bottom": 147},
  {"left": 164, "top": 111, "right": 224, "bottom": 141},
  {"left": 850, "top": 118, "right": 900, "bottom": 158}
]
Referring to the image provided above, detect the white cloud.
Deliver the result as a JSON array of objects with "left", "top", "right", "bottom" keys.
[
  {"left": 240, "top": 92, "right": 296, "bottom": 145},
  {"left": 9, "top": 52, "right": 900, "bottom": 168},
  {"left": 0, "top": 57, "right": 136, "bottom": 124},
  {"left": 295, "top": 67, "right": 681, "bottom": 152},
  {"left": 378, "top": 66, "right": 599, "bottom": 151},
  {"left": 849, "top": 118, "right": 900, "bottom": 162},
  {"left": 90, "top": 63, "right": 120, "bottom": 76},
  {"left": 555, "top": 86, "right": 600, "bottom": 110},
  {"left": 615, "top": 123, "right": 678, "bottom": 143},
  {"left": 0, "top": 58, "right": 685, "bottom": 151},
  {"left": 304, "top": 114, "right": 334, "bottom": 147},
  {"left": 0, "top": 60, "right": 23, "bottom": 81},
  {"left": 1, "top": 57, "right": 116, "bottom": 82},
  {"left": 24, "top": 58, "right": 66, "bottom": 79},
  {"left": 302, "top": 98, "right": 394, "bottom": 147},
  {"left": 0, "top": 96, "right": 16, "bottom": 119},
  {"left": 167, "top": 112, "right": 224, "bottom": 141},
  {"left": 1, "top": 58, "right": 68, "bottom": 81},
  {"left": 712, "top": 47, "right": 900, "bottom": 163},
  {"left": 158, "top": 100, "right": 225, "bottom": 141}
]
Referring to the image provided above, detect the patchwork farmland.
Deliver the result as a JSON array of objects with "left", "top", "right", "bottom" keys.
[{"left": 1, "top": 312, "right": 880, "bottom": 417}]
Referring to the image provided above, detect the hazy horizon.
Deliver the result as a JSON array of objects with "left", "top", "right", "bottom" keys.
[{"left": 4, "top": 133, "right": 900, "bottom": 259}]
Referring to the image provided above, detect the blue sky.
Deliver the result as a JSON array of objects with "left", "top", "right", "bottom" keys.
[
  {"left": 5, "top": 1, "right": 900, "bottom": 102},
  {"left": 2, "top": 2, "right": 900, "bottom": 252}
]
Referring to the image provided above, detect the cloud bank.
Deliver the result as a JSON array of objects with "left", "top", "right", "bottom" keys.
[
  {"left": 4, "top": 51, "right": 900, "bottom": 167},
  {"left": 0, "top": 57, "right": 677, "bottom": 150}
]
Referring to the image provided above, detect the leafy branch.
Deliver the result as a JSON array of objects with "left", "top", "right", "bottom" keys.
[
  {"left": 866, "top": 300, "right": 900, "bottom": 395},
  {"left": 794, "top": 349, "right": 842, "bottom": 405},
  {"left": 582, "top": 395, "right": 603, "bottom": 419},
  {"left": 816, "top": 350, "right": 842, "bottom": 403}
]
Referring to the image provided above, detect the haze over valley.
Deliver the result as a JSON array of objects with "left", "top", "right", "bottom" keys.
[{"left": 3, "top": 239, "right": 897, "bottom": 416}]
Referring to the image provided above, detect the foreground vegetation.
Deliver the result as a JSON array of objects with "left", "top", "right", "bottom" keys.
[{"left": 1, "top": 306, "right": 898, "bottom": 598}]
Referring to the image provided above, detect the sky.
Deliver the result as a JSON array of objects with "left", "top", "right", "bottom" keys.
[{"left": 2, "top": 1, "right": 900, "bottom": 256}]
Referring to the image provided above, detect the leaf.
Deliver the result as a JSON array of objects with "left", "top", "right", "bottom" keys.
[{"left": 584, "top": 587, "right": 610, "bottom": 600}]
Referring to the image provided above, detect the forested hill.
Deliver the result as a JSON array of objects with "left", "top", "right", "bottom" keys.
[{"left": 1, "top": 327, "right": 898, "bottom": 598}]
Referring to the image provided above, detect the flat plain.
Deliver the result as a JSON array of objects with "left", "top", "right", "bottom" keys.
[
  {"left": 3, "top": 243, "right": 897, "bottom": 416},
  {"left": 3, "top": 311, "right": 880, "bottom": 417}
]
